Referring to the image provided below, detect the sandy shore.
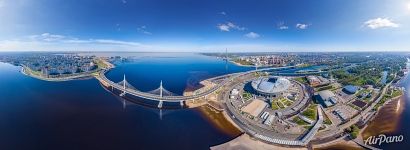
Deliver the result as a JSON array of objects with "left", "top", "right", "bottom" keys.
[
  {"left": 211, "top": 134, "right": 307, "bottom": 150},
  {"left": 229, "top": 60, "right": 255, "bottom": 67},
  {"left": 313, "top": 137, "right": 363, "bottom": 150},
  {"left": 184, "top": 79, "right": 218, "bottom": 108}
]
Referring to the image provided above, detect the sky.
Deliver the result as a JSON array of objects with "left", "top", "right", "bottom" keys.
[{"left": 0, "top": 0, "right": 409, "bottom": 52}]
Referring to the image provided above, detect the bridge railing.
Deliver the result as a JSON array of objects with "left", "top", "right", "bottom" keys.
[{"left": 99, "top": 66, "right": 296, "bottom": 101}]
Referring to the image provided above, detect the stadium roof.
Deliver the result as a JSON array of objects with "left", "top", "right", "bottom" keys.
[
  {"left": 251, "top": 77, "right": 291, "bottom": 94},
  {"left": 343, "top": 85, "right": 358, "bottom": 94}
]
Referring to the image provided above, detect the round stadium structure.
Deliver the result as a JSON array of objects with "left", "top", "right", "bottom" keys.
[{"left": 251, "top": 76, "right": 291, "bottom": 97}]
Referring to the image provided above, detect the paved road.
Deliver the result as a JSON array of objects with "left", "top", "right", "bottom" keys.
[
  {"left": 97, "top": 66, "right": 297, "bottom": 102},
  {"left": 316, "top": 74, "right": 396, "bottom": 141}
]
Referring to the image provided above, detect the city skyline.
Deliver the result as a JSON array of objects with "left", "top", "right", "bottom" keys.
[{"left": 0, "top": 0, "right": 410, "bottom": 52}]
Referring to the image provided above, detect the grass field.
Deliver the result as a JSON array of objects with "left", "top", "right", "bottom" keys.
[
  {"left": 302, "top": 104, "right": 317, "bottom": 120},
  {"left": 292, "top": 116, "right": 309, "bottom": 125}
]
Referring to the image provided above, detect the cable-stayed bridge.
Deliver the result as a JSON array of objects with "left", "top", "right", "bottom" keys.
[{"left": 97, "top": 66, "right": 296, "bottom": 108}]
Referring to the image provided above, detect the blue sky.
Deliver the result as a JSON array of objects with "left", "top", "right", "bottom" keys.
[{"left": 0, "top": 0, "right": 409, "bottom": 52}]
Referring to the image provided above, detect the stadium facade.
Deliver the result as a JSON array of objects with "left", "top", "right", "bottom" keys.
[{"left": 251, "top": 76, "right": 291, "bottom": 97}]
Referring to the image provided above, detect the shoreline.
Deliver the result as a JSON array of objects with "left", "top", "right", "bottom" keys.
[
  {"left": 360, "top": 95, "right": 404, "bottom": 147},
  {"left": 17, "top": 56, "right": 407, "bottom": 149},
  {"left": 21, "top": 66, "right": 96, "bottom": 82},
  {"left": 312, "top": 136, "right": 363, "bottom": 150},
  {"left": 209, "top": 77, "right": 405, "bottom": 150},
  {"left": 20, "top": 58, "right": 114, "bottom": 82},
  {"left": 229, "top": 60, "right": 282, "bottom": 68},
  {"left": 229, "top": 60, "right": 255, "bottom": 67},
  {"left": 210, "top": 134, "right": 308, "bottom": 150}
]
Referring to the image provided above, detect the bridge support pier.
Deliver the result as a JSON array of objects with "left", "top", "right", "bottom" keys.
[
  {"left": 180, "top": 101, "right": 184, "bottom": 107},
  {"left": 120, "top": 74, "right": 126, "bottom": 97},
  {"left": 159, "top": 109, "right": 163, "bottom": 120},
  {"left": 158, "top": 100, "right": 163, "bottom": 109}
]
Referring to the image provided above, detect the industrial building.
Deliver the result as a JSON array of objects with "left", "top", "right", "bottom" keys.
[{"left": 317, "top": 90, "right": 338, "bottom": 107}]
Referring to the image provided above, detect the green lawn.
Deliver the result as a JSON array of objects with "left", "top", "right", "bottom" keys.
[
  {"left": 391, "top": 89, "right": 402, "bottom": 97},
  {"left": 271, "top": 102, "right": 279, "bottom": 110},
  {"left": 294, "top": 77, "right": 308, "bottom": 84},
  {"left": 94, "top": 59, "right": 109, "bottom": 69},
  {"left": 316, "top": 85, "right": 333, "bottom": 91},
  {"left": 374, "top": 94, "right": 390, "bottom": 110},
  {"left": 242, "top": 92, "right": 252, "bottom": 101},
  {"left": 374, "top": 89, "right": 403, "bottom": 110},
  {"left": 302, "top": 104, "right": 317, "bottom": 120},
  {"left": 323, "top": 114, "right": 332, "bottom": 125},
  {"left": 280, "top": 98, "right": 293, "bottom": 107},
  {"left": 292, "top": 116, "right": 309, "bottom": 125},
  {"left": 233, "top": 59, "right": 253, "bottom": 66},
  {"left": 277, "top": 101, "right": 285, "bottom": 109}
]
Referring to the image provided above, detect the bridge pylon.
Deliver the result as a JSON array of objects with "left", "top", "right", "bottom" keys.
[
  {"left": 159, "top": 80, "right": 163, "bottom": 98},
  {"left": 158, "top": 100, "right": 163, "bottom": 108},
  {"left": 180, "top": 101, "right": 184, "bottom": 107},
  {"left": 120, "top": 74, "right": 127, "bottom": 97}
]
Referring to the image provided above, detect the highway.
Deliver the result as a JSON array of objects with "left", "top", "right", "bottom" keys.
[{"left": 97, "top": 66, "right": 296, "bottom": 102}]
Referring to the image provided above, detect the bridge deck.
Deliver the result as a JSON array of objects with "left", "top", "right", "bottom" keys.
[{"left": 97, "top": 66, "right": 295, "bottom": 102}]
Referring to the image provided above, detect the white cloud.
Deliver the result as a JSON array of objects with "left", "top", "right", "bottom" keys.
[
  {"left": 0, "top": 33, "right": 143, "bottom": 51},
  {"left": 407, "top": 3, "right": 410, "bottom": 11},
  {"left": 93, "top": 39, "right": 140, "bottom": 46},
  {"left": 217, "top": 22, "right": 245, "bottom": 32},
  {"left": 296, "top": 23, "right": 309, "bottom": 29},
  {"left": 217, "top": 24, "right": 231, "bottom": 31},
  {"left": 277, "top": 22, "right": 289, "bottom": 30},
  {"left": 244, "top": 32, "right": 260, "bottom": 38},
  {"left": 0, "top": 0, "right": 4, "bottom": 8},
  {"left": 122, "top": 0, "right": 127, "bottom": 4},
  {"left": 25, "top": 33, "right": 142, "bottom": 46},
  {"left": 29, "top": 33, "right": 67, "bottom": 42},
  {"left": 64, "top": 38, "right": 141, "bottom": 46},
  {"left": 116, "top": 23, "right": 121, "bottom": 31},
  {"left": 219, "top": 11, "right": 227, "bottom": 15},
  {"left": 227, "top": 22, "right": 245, "bottom": 30},
  {"left": 64, "top": 39, "right": 91, "bottom": 44},
  {"left": 278, "top": 26, "right": 289, "bottom": 30},
  {"left": 137, "top": 26, "right": 152, "bottom": 35},
  {"left": 364, "top": 18, "right": 399, "bottom": 29}
]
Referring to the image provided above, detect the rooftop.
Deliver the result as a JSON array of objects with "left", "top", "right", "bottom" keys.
[
  {"left": 241, "top": 99, "right": 268, "bottom": 118},
  {"left": 251, "top": 77, "right": 291, "bottom": 94},
  {"left": 343, "top": 85, "right": 358, "bottom": 94},
  {"left": 318, "top": 90, "right": 336, "bottom": 100}
]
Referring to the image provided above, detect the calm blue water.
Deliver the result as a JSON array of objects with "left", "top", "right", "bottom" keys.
[
  {"left": 0, "top": 53, "right": 250, "bottom": 150},
  {"left": 378, "top": 61, "right": 410, "bottom": 149},
  {"left": 105, "top": 53, "right": 250, "bottom": 94}
]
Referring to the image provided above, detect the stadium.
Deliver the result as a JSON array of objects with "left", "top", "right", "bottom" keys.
[{"left": 251, "top": 76, "right": 291, "bottom": 97}]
